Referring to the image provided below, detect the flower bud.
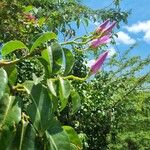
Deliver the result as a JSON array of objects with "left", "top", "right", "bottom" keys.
[
  {"left": 96, "top": 19, "right": 110, "bottom": 34},
  {"left": 89, "top": 51, "right": 108, "bottom": 75},
  {"left": 102, "top": 21, "right": 116, "bottom": 35},
  {"left": 90, "top": 35, "right": 111, "bottom": 49}
]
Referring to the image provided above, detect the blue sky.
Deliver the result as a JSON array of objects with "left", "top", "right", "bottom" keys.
[{"left": 80, "top": 0, "right": 150, "bottom": 72}]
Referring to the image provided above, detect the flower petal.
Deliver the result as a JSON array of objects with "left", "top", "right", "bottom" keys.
[
  {"left": 96, "top": 19, "right": 110, "bottom": 33},
  {"left": 90, "top": 51, "right": 109, "bottom": 74}
]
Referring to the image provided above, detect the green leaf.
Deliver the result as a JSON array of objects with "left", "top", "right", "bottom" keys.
[
  {"left": 30, "top": 32, "right": 57, "bottom": 52},
  {"left": 47, "top": 79, "right": 57, "bottom": 97},
  {"left": 51, "top": 96, "right": 58, "bottom": 113},
  {"left": 0, "top": 96, "right": 21, "bottom": 150},
  {"left": 71, "top": 89, "right": 81, "bottom": 114},
  {"left": 0, "top": 127, "right": 15, "bottom": 150},
  {"left": 23, "top": 81, "right": 34, "bottom": 94},
  {"left": 37, "top": 57, "right": 51, "bottom": 78},
  {"left": 9, "top": 122, "right": 38, "bottom": 150},
  {"left": 1, "top": 40, "right": 28, "bottom": 57},
  {"left": 0, "top": 68, "right": 8, "bottom": 99},
  {"left": 63, "top": 48, "right": 75, "bottom": 76},
  {"left": 0, "top": 95, "right": 21, "bottom": 150},
  {"left": 40, "top": 44, "right": 63, "bottom": 75},
  {"left": 47, "top": 80, "right": 59, "bottom": 112},
  {"left": 24, "top": 5, "right": 33, "bottom": 12},
  {"left": 41, "top": 46, "right": 53, "bottom": 74},
  {"left": 63, "top": 126, "right": 82, "bottom": 150},
  {"left": 46, "top": 118, "right": 71, "bottom": 150},
  {"left": 38, "top": 17, "right": 46, "bottom": 26},
  {"left": 32, "top": 73, "right": 44, "bottom": 85},
  {"left": 0, "top": 94, "right": 21, "bottom": 129},
  {"left": 4, "top": 65, "right": 17, "bottom": 85},
  {"left": 51, "top": 43, "right": 63, "bottom": 74},
  {"left": 59, "top": 78, "right": 71, "bottom": 99},
  {"left": 59, "top": 77, "right": 71, "bottom": 110},
  {"left": 19, "top": 124, "right": 38, "bottom": 150},
  {"left": 25, "top": 84, "right": 53, "bottom": 133}
]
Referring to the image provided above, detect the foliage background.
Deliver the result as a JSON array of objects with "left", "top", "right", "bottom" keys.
[{"left": 0, "top": 0, "right": 150, "bottom": 150}]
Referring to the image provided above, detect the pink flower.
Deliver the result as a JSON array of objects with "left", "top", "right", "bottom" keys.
[
  {"left": 90, "top": 35, "right": 111, "bottom": 49},
  {"left": 90, "top": 20, "right": 116, "bottom": 49},
  {"left": 90, "top": 51, "right": 108, "bottom": 75},
  {"left": 95, "top": 20, "right": 116, "bottom": 35},
  {"left": 96, "top": 19, "right": 110, "bottom": 33},
  {"left": 102, "top": 21, "right": 116, "bottom": 35}
]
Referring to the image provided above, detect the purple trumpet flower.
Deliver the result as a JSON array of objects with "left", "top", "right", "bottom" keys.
[
  {"left": 90, "top": 35, "right": 111, "bottom": 49},
  {"left": 102, "top": 21, "right": 116, "bottom": 35},
  {"left": 90, "top": 51, "right": 108, "bottom": 75},
  {"left": 96, "top": 19, "right": 110, "bottom": 33},
  {"left": 95, "top": 20, "right": 116, "bottom": 36}
]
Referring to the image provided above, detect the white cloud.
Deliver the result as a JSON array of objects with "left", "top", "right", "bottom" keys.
[
  {"left": 107, "top": 47, "right": 116, "bottom": 58},
  {"left": 125, "top": 20, "right": 150, "bottom": 33},
  {"left": 144, "top": 31, "right": 150, "bottom": 43},
  {"left": 125, "top": 20, "right": 150, "bottom": 43},
  {"left": 115, "top": 31, "right": 136, "bottom": 45},
  {"left": 86, "top": 59, "right": 95, "bottom": 67}
]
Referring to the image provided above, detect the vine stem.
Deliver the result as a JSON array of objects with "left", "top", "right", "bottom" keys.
[
  {"left": 13, "top": 74, "right": 89, "bottom": 92},
  {"left": 63, "top": 74, "right": 88, "bottom": 81},
  {"left": 60, "top": 35, "right": 93, "bottom": 46},
  {"left": 0, "top": 47, "right": 45, "bottom": 67},
  {"left": 49, "top": 74, "right": 89, "bottom": 82},
  {"left": 0, "top": 53, "right": 32, "bottom": 67}
]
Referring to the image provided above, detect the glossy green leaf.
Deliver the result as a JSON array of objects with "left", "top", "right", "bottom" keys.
[
  {"left": 0, "top": 127, "right": 15, "bottom": 150},
  {"left": 51, "top": 96, "right": 58, "bottom": 113},
  {"left": 63, "top": 126, "right": 82, "bottom": 150},
  {"left": 30, "top": 32, "right": 56, "bottom": 52},
  {"left": 46, "top": 118, "right": 71, "bottom": 150},
  {"left": 0, "top": 94, "right": 21, "bottom": 129},
  {"left": 51, "top": 43, "right": 63, "bottom": 73},
  {"left": 63, "top": 48, "right": 75, "bottom": 76},
  {"left": 0, "top": 68, "right": 8, "bottom": 99},
  {"left": 71, "top": 89, "right": 81, "bottom": 114},
  {"left": 40, "top": 44, "right": 63, "bottom": 75},
  {"left": 32, "top": 73, "right": 44, "bottom": 85},
  {"left": 47, "top": 79, "right": 57, "bottom": 97},
  {"left": 23, "top": 81, "right": 34, "bottom": 94},
  {"left": 0, "top": 95, "right": 21, "bottom": 150},
  {"left": 20, "top": 124, "right": 38, "bottom": 150},
  {"left": 9, "top": 122, "right": 38, "bottom": 150},
  {"left": 41, "top": 46, "right": 53, "bottom": 74},
  {"left": 37, "top": 57, "right": 50, "bottom": 78},
  {"left": 24, "top": 5, "right": 33, "bottom": 12},
  {"left": 25, "top": 84, "right": 53, "bottom": 133},
  {"left": 4, "top": 65, "right": 17, "bottom": 85},
  {"left": 47, "top": 80, "right": 58, "bottom": 112},
  {"left": 19, "top": 123, "right": 38, "bottom": 150},
  {"left": 1, "top": 40, "right": 28, "bottom": 57},
  {"left": 59, "top": 77, "right": 71, "bottom": 110},
  {"left": 59, "top": 77, "right": 71, "bottom": 99},
  {"left": 38, "top": 17, "right": 46, "bottom": 26}
]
